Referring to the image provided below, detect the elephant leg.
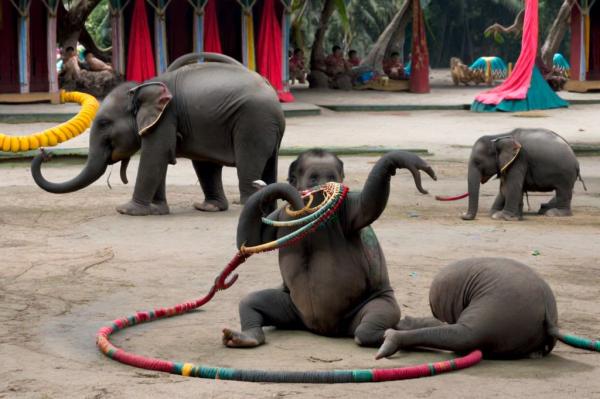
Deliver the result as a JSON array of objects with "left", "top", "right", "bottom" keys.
[
  {"left": 349, "top": 293, "right": 401, "bottom": 348},
  {"left": 116, "top": 124, "right": 175, "bottom": 216},
  {"left": 544, "top": 185, "right": 573, "bottom": 217},
  {"left": 261, "top": 151, "right": 279, "bottom": 186},
  {"left": 396, "top": 316, "right": 444, "bottom": 331},
  {"left": 492, "top": 170, "right": 525, "bottom": 221},
  {"left": 150, "top": 178, "right": 170, "bottom": 215},
  {"left": 376, "top": 323, "right": 482, "bottom": 359},
  {"left": 192, "top": 161, "right": 229, "bottom": 212},
  {"left": 223, "top": 288, "right": 304, "bottom": 348},
  {"left": 538, "top": 196, "right": 557, "bottom": 214},
  {"left": 489, "top": 192, "right": 505, "bottom": 215}
]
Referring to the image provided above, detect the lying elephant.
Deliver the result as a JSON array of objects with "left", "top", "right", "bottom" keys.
[
  {"left": 32, "top": 53, "right": 284, "bottom": 216},
  {"left": 222, "top": 149, "right": 436, "bottom": 348},
  {"left": 377, "top": 258, "right": 592, "bottom": 360},
  {"left": 462, "top": 128, "right": 584, "bottom": 221}
]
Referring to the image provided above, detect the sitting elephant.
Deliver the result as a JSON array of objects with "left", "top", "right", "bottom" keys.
[
  {"left": 32, "top": 53, "right": 285, "bottom": 216},
  {"left": 377, "top": 258, "right": 599, "bottom": 359},
  {"left": 462, "top": 129, "right": 584, "bottom": 221},
  {"left": 222, "top": 149, "right": 436, "bottom": 348}
]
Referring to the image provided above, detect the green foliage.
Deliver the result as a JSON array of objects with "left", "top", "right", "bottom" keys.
[{"left": 85, "top": 0, "right": 111, "bottom": 49}]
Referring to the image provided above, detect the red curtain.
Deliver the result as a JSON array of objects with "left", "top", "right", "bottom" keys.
[
  {"left": 30, "top": 0, "right": 49, "bottom": 92},
  {"left": 204, "top": 0, "right": 222, "bottom": 53},
  {"left": 409, "top": 0, "right": 430, "bottom": 93},
  {"left": 0, "top": 0, "right": 19, "bottom": 93},
  {"left": 257, "top": 0, "right": 293, "bottom": 102},
  {"left": 126, "top": 0, "right": 156, "bottom": 82},
  {"left": 167, "top": 0, "right": 193, "bottom": 62}
]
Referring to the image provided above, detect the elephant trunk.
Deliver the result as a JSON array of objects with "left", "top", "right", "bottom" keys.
[
  {"left": 31, "top": 148, "right": 109, "bottom": 194},
  {"left": 463, "top": 164, "right": 481, "bottom": 220},
  {"left": 237, "top": 183, "right": 304, "bottom": 249}
]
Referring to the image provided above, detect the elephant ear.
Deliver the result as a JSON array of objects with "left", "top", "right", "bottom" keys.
[
  {"left": 497, "top": 138, "right": 522, "bottom": 174},
  {"left": 287, "top": 159, "right": 300, "bottom": 188},
  {"left": 132, "top": 83, "right": 173, "bottom": 136}
]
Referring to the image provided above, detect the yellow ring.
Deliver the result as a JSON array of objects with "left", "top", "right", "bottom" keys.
[{"left": 0, "top": 90, "right": 99, "bottom": 152}]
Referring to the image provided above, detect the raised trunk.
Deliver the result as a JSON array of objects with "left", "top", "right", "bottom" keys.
[
  {"left": 237, "top": 183, "right": 304, "bottom": 249},
  {"left": 540, "top": 0, "right": 573, "bottom": 68},
  {"left": 463, "top": 164, "right": 481, "bottom": 220},
  {"left": 31, "top": 149, "right": 109, "bottom": 194}
]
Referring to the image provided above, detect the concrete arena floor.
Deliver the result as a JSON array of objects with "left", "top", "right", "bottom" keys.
[{"left": 1, "top": 101, "right": 600, "bottom": 398}]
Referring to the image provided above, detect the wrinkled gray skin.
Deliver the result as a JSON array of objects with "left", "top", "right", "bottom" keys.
[
  {"left": 222, "top": 150, "right": 437, "bottom": 348},
  {"left": 31, "top": 53, "right": 284, "bottom": 215},
  {"left": 377, "top": 258, "right": 559, "bottom": 360},
  {"left": 462, "top": 128, "right": 581, "bottom": 221}
]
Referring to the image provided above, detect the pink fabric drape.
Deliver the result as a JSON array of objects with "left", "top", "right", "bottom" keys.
[
  {"left": 126, "top": 0, "right": 156, "bottom": 82},
  {"left": 204, "top": 0, "right": 222, "bottom": 53},
  {"left": 475, "top": 0, "right": 538, "bottom": 105}
]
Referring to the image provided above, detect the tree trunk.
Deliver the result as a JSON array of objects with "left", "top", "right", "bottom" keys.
[
  {"left": 541, "top": 0, "right": 573, "bottom": 68},
  {"left": 310, "top": 0, "right": 337, "bottom": 69},
  {"left": 359, "top": 0, "right": 411, "bottom": 74},
  {"left": 57, "top": 0, "right": 110, "bottom": 60}
]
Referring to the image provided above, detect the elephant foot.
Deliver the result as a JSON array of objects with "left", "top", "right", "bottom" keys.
[
  {"left": 375, "top": 329, "right": 403, "bottom": 360},
  {"left": 194, "top": 200, "right": 228, "bottom": 212},
  {"left": 491, "top": 210, "right": 521, "bottom": 221},
  {"left": 116, "top": 199, "right": 153, "bottom": 216},
  {"left": 543, "top": 208, "right": 572, "bottom": 217},
  {"left": 151, "top": 201, "right": 170, "bottom": 215},
  {"left": 222, "top": 328, "right": 262, "bottom": 348},
  {"left": 461, "top": 212, "right": 476, "bottom": 221}
]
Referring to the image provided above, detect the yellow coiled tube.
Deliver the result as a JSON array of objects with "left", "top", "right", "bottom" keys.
[{"left": 0, "top": 90, "right": 99, "bottom": 153}]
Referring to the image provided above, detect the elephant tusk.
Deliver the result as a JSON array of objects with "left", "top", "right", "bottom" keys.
[
  {"left": 120, "top": 158, "right": 130, "bottom": 185},
  {"left": 0, "top": 91, "right": 99, "bottom": 153},
  {"left": 435, "top": 192, "right": 469, "bottom": 201}
]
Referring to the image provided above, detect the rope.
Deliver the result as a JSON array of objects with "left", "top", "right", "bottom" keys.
[
  {"left": 97, "top": 182, "right": 483, "bottom": 382},
  {"left": 435, "top": 193, "right": 469, "bottom": 201},
  {"left": 554, "top": 331, "right": 600, "bottom": 352},
  {"left": 0, "top": 91, "right": 99, "bottom": 153}
]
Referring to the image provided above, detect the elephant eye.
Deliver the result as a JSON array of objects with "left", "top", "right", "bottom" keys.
[{"left": 97, "top": 118, "right": 111, "bottom": 129}]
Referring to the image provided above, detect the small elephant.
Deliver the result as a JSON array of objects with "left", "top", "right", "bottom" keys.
[
  {"left": 32, "top": 53, "right": 284, "bottom": 216},
  {"left": 462, "top": 128, "right": 584, "bottom": 221},
  {"left": 377, "top": 258, "right": 563, "bottom": 360},
  {"left": 222, "top": 149, "right": 437, "bottom": 348}
]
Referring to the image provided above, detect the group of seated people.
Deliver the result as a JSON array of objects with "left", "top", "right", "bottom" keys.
[
  {"left": 60, "top": 46, "right": 113, "bottom": 80},
  {"left": 289, "top": 45, "right": 409, "bottom": 87},
  {"left": 59, "top": 45, "right": 118, "bottom": 97}
]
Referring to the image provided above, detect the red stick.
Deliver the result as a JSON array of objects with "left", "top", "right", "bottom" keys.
[{"left": 435, "top": 192, "right": 469, "bottom": 201}]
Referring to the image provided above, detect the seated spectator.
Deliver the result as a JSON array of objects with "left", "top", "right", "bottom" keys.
[
  {"left": 84, "top": 50, "right": 113, "bottom": 72},
  {"left": 61, "top": 46, "right": 81, "bottom": 81},
  {"left": 325, "top": 45, "right": 351, "bottom": 77},
  {"left": 289, "top": 48, "right": 307, "bottom": 84},
  {"left": 383, "top": 52, "right": 406, "bottom": 80},
  {"left": 347, "top": 49, "right": 361, "bottom": 67}
]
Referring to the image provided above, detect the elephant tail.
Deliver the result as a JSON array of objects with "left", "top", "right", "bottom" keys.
[
  {"left": 577, "top": 172, "right": 588, "bottom": 191},
  {"left": 548, "top": 326, "right": 600, "bottom": 352}
]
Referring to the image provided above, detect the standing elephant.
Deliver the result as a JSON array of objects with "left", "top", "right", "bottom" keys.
[
  {"left": 461, "top": 128, "right": 584, "bottom": 221},
  {"left": 377, "top": 258, "right": 595, "bottom": 360},
  {"left": 31, "top": 53, "right": 285, "bottom": 216},
  {"left": 222, "top": 149, "right": 436, "bottom": 349}
]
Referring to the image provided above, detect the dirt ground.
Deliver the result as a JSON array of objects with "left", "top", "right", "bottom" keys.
[{"left": 1, "top": 143, "right": 600, "bottom": 398}]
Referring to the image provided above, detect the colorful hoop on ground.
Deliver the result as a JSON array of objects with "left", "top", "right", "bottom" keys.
[{"left": 96, "top": 182, "right": 484, "bottom": 383}]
